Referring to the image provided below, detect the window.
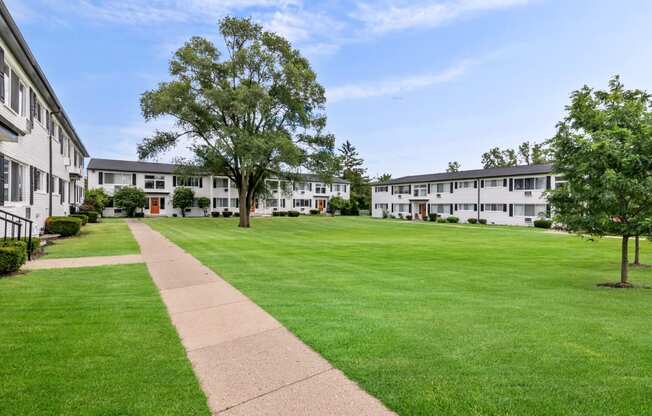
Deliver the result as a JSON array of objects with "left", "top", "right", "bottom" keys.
[
  {"left": 18, "top": 81, "right": 26, "bottom": 117},
  {"left": 231, "top": 198, "right": 239, "bottom": 208},
  {"left": 213, "top": 197, "right": 228, "bottom": 208},
  {"left": 392, "top": 203, "right": 410, "bottom": 213},
  {"left": 177, "top": 176, "right": 201, "bottom": 187},
  {"left": 333, "top": 184, "right": 346, "bottom": 192},
  {"left": 413, "top": 184, "right": 427, "bottom": 197},
  {"left": 266, "top": 199, "right": 279, "bottom": 208},
  {"left": 293, "top": 199, "right": 311, "bottom": 208},
  {"left": 213, "top": 177, "right": 229, "bottom": 188},
  {"left": 9, "top": 69, "right": 19, "bottom": 113},
  {"left": 145, "top": 175, "right": 165, "bottom": 190},
  {"left": 33, "top": 169, "right": 42, "bottom": 192},
  {"left": 392, "top": 185, "right": 410, "bottom": 194},
  {"left": 314, "top": 184, "right": 327, "bottom": 194},
  {"left": 35, "top": 100, "right": 42, "bottom": 124},
  {"left": 430, "top": 204, "right": 447, "bottom": 214},
  {"left": 51, "top": 175, "right": 59, "bottom": 194},
  {"left": 485, "top": 179, "right": 503, "bottom": 188},
  {"left": 514, "top": 177, "right": 546, "bottom": 191},
  {"left": 3, "top": 159, "right": 24, "bottom": 202},
  {"left": 484, "top": 203, "right": 505, "bottom": 212},
  {"left": 374, "top": 203, "right": 388, "bottom": 210},
  {"left": 294, "top": 182, "right": 309, "bottom": 191},
  {"left": 514, "top": 204, "right": 547, "bottom": 217},
  {"left": 458, "top": 203, "right": 475, "bottom": 211},
  {"left": 103, "top": 172, "right": 132, "bottom": 185},
  {"left": 375, "top": 185, "right": 388, "bottom": 193},
  {"left": 435, "top": 183, "right": 446, "bottom": 193},
  {"left": 459, "top": 180, "right": 474, "bottom": 189}
]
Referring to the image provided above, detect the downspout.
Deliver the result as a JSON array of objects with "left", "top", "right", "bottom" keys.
[{"left": 477, "top": 177, "right": 481, "bottom": 222}]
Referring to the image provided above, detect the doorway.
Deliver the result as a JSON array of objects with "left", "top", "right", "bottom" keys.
[
  {"left": 316, "top": 199, "right": 326, "bottom": 211},
  {"left": 150, "top": 197, "right": 160, "bottom": 215},
  {"left": 418, "top": 203, "right": 427, "bottom": 219}
]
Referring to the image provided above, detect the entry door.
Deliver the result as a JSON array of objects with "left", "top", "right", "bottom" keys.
[
  {"left": 316, "top": 199, "right": 326, "bottom": 211},
  {"left": 419, "top": 203, "right": 427, "bottom": 218},
  {"left": 150, "top": 197, "right": 160, "bottom": 215}
]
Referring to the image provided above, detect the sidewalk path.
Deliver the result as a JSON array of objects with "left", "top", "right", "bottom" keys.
[
  {"left": 25, "top": 254, "right": 143, "bottom": 270},
  {"left": 127, "top": 220, "right": 395, "bottom": 416}
]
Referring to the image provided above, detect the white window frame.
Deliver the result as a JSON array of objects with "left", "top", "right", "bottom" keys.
[
  {"left": 374, "top": 185, "right": 388, "bottom": 193},
  {"left": 3, "top": 159, "right": 25, "bottom": 203}
]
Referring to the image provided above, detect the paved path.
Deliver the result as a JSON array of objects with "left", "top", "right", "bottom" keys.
[
  {"left": 25, "top": 254, "right": 143, "bottom": 270},
  {"left": 127, "top": 220, "right": 395, "bottom": 416}
]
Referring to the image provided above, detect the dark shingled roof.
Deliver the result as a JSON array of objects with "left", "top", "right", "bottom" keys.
[
  {"left": 380, "top": 164, "right": 554, "bottom": 185},
  {"left": 87, "top": 158, "right": 350, "bottom": 183}
]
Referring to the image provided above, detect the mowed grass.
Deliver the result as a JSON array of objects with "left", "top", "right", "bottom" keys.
[
  {"left": 145, "top": 216, "right": 652, "bottom": 416},
  {"left": 0, "top": 264, "right": 210, "bottom": 416},
  {"left": 44, "top": 218, "right": 140, "bottom": 259}
]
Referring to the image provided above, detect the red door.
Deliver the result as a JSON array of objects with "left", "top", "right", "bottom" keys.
[
  {"left": 419, "top": 203, "right": 427, "bottom": 218},
  {"left": 150, "top": 198, "right": 160, "bottom": 215}
]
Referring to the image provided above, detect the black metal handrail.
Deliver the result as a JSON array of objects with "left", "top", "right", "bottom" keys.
[{"left": 0, "top": 209, "right": 34, "bottom": 260}]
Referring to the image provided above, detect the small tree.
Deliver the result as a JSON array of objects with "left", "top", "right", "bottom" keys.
[
  {"left": 84, "top": 188, "right": 109, "bottom": 212},
  {"left": 328, "top": 196, "right": 347, "bottom": 214},
  {"left": 339, "top": 140, "right": 371, "bottom": 209},
  {"left": 172, "top": 187, "right": 195, "bottom": 217},
  {"left": 548, "top": 76, "right": 652, "bottom": 287},
  {"left": 446, "top": 161, "right": 461, "bottom": 173},
  {"left": 113, "top": 187, "right": 147, "bottom": 217},
  {"left": 376, "top": 173, "right": 392, "bottom": 183},
  {"left": 197, "top": 197, "right": 210, "bottom": 216}
]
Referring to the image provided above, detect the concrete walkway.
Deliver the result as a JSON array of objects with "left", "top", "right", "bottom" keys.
[
  {"left": 25, "top": 254, "right": 143, "bottom": 270},
  {"left": 127, "top": 220, "right": 395, "bottom": 416}
]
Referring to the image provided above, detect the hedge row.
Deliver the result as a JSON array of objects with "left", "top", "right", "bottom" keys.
[
  {"left": 0, "top": 240, "right": 27, "bottom": 275},
  {"left": 46, "top": 216, "right": 82, "bottom": 237}
]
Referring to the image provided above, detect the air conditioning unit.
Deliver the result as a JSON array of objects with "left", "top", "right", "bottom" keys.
[
  {"left": 525, "top": 191, "right": 532, "bottom": 197},
  {"left": 436, "top": 193, "right": 441, "bottom": 198},
  {"left": 223, "top": 188, "right": 228, "bottom": 192},
  {"left": 398, "top": 194, "right": 402, "bottom": 199},
  {"left": 525, "top": 217, "right": 532, "bottom": 223},
  {"left": 300, "top": 190, "right": 305, "bottom": 194}
]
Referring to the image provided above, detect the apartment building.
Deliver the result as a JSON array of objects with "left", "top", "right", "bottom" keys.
[
  {"left": 0, "top": 3, "right": 88, "bottom": 235},
  {"left": 87, "top": 158, "right": 350, "bottom": 217},
  {"left": 372, "top": 164, "right": 560, "bottom": 226}
]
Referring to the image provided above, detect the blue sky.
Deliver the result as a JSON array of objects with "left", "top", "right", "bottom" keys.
[{"left": 7, "top": 0, "right": 652, "bottom": 178}]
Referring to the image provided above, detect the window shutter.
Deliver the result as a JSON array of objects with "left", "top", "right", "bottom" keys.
[
  {"left": 509, "top": 204, "right": 513, "bottom": 217},
  {"left": 29, "top": 88, "right": 35, "bottom": 121},
  {"left": 480, "top": 204, "right": 484, "bottom": 212},
  {"left": 29, "top": 166, "right": 34, "bottom": 205},
  {"left": 60, "top": 179, "right": 64, "bottom": 204},
  {"left": 427, "top": 204, "right": 431, "bottom": 214},
  {"left": 474, "top": 180, "right": 477, "bottom": 189},
  {"left": 0, "top": 154, "right": 4, "bottom": 205},
  {"left": 173, "top": 176, "right": 177, "bottom": 186},
  {"left": 454, "top": 204, "right": 458, "bottom": 211},
  {"left": 132, "top": 173, "right": 136, "bottom": 186},
  {"left": 449, "top": 182, "right": 453, "bottom": 193},
  {"left": 330, "top": 184, "right": 332, "bottom": 192},
  {"left": 391, "top": 186, "right": 394, "bottom": 195},
  {"left": 309, "top": 183, "right": 312, "bottom": 191},
  {"left": 427, "top": 184, "right": 431, "bottom": 194},
  {"left": 46, "top": 173, "right": 50, "bottom": 193},
  {"left": 546, "top": 204, "right": 551, "bottom": 218},
  {"left": 0, "top": 47, "right": 4, "bottom": 102},
  {"left": 449, "top": 204, "right": 453, "bottom": 214},
  {"left": 408, "top": 185, "right": 411, "bottom": 194},
  {"left": 161, "top": 198, "right": 165, "bottom": 210},
  {"left": 503, "top": 204, "right": 507, "bottom": 212},
  {"left": 199, "top": 177, "right": 203, "bottom": 188},
  {"left": 408, "top": 204, "right": 412, "bottom": 213},
  {"left": 546, "top": 175, "right": 551, "bottom": 190},
  {"left": 98, "top": 172, "right": 103, "bottom": 185},
  {"left": 454, "top": 181, "right": 458, "bottom": 189},
  {"left": 475, "top": 204, "right": 478, "bottom": 211},
  {"left": 509, "top": 178, "right": 513, "bottom": 191},
  {"left": 481, "top": 180, "right": 484, "bottom": 188},
  {"left": 293, "top": 199, "right": 296, "bottom": 208},
  {"left": 10, "top": 70, "right": 19, "bottom": 113},
  {"left": 59, "top": 130, "right": 64, "bottom": 154}
]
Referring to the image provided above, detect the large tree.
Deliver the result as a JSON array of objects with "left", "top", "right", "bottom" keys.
[
  {"left": 482, "top": 141, "right": 551, "bottom": 168},
  {"left": 138, "top": 17, "right": 337, "bottom": 227},
  {"left": 548, "top": 76, "right": 652, "bottom": 286},
  {"left": 338, "top": 140, "right": 371, "bottom": 209},
  {"left": 446, "top": 161, "right": 461, "bottom": 173}
]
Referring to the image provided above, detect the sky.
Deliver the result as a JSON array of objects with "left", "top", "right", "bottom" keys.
[{"left": 6, "top": 0, "right": 652, "bottom": 178}]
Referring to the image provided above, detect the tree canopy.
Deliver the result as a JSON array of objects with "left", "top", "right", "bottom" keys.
[
  {"left": 113, "top": 187, "right": 147, "bottom": 218},
  {"left": 338, "top": 140, "right": 371, "bottom": 209},
  {"left": 481, "top": 141, "right": 551, "bottom": 168},
  {"left": 547, "top": 76, "right": 652, "bottom": 286},
  {"left": 446, "top": 161, "right": 461, "bottom": 173},
  {"left": 172, "top": 187, "right": 195, "bottom": 217},
  {"left": 139, "top": 17, "right": 338, "bottom": 227}
]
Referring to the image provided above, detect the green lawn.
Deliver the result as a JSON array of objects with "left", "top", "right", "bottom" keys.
[
  {"left": 44, "top": 218, "right": 140, "bottom": 259},
  {"left": 0, "top": 263, "right": 210, "bottom": 416},
  {"left": 145, "top": 216, "right": 652, "bottom": 416}
]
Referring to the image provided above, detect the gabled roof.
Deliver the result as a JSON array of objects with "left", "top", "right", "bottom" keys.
[
  {"left": 379, "top": 164, "right": 554, "bottom": 185},
  {"left": 87, "top": 158, "right": 350, "bottom": 183}
]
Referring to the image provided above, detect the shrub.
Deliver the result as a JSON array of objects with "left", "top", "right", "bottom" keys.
[
  {"left": 534, "top": 219, "right": 552, "bottom": 229},
  {"left": 222, "top": 211, "right": 233, "bottom": 218},
  {"left": 26, "top": 237, "right": 41, "bottom": 256},
  {"left": 82, "top": 211, "right": 99, "bottom": 223},
  {"left": 211, "top": 211, "right": 220, "bottom": 218},
  {"left": 134, "top": 212, "right": 145, "bottom": 218},
  {"left": 279, "top": 211, "right": 288, "bottom": 217},
  {"left": 467, "top": 218, "right": 477, "bottom": 224},
  {"left": 446, "top": 216, "right": 459, "bottom": 223},
  {"left": 309, "top": 209, "right": 321, "bottom": 215},
  {"left": 172, "top": 213, "right": 178, "bottom": 217},
  {"left": 479, "top": 218, "right": 487, "bottom": 225},
  {"left": 84, "top": 188, "right": 109, "bottom": 212},
  {"left": 288, "top": 211, "right": 300, "bottom": 217},
  {"left": 0, "top": 240, "right": 27, "bottom": 275},
  {"left": 172, "top": 187, "right": 195, "bottom": 217},
  {"left": 197, "top": 197, "right": 211, "bottom": 216},
  {"left": 69, "top": 214, "right": 88, "bottom": 225},
  {"left": 46, "top": 216, "right": 82, "bottom": 237},
  {"left": 233, "top": 212, "right": 240, "bottom": 217},
  {"left": 114, "top": 186, "right": 147, "bottom": 217},
  {"left": 272, "top": 211, "right": 281, "bottom": 217},
  {"left": 406, "top": 214, "right": 413, "bottom": 220},
  {"left": 428, "top": 213, "right": 438, "bottom": 222},
  {"left": 437, "top": 218, "right": 447, "bottom": 223}
]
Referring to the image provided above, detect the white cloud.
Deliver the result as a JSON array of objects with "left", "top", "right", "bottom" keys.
[
  {"left": 326, "top": 60, "right": 473, "bottom": 103},
  {"left": 353, "top": 0, "right": 531, "bottom": 33}
]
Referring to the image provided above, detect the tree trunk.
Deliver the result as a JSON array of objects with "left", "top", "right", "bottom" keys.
[
  {"left": 634, "top": 235, "right": 640, "bottom": 266},
  {"left": 238, "top": 181, "right": 250, "bottom": 228},
  {"left": 620, "top": 235, "right": 629, "bottom": 285}
]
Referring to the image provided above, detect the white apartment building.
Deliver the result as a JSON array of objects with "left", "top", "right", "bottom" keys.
[
  {"left": 87, "top": 158, "right": 350, "bottom": 217},
  {"left": 372, "top": 164, "right": 561, "bottom": 226},
  {"left": 0, "top": 4, "right": 88, "bottom": 235}
]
